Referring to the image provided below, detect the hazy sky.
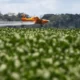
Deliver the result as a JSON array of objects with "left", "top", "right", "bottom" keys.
[{"left": 0, "top": 0, "right": 80, "bottom": 16}]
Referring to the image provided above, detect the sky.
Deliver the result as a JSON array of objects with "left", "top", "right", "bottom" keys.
[{"left": 0, "top": 0, "right": 80, "bottom": 16}]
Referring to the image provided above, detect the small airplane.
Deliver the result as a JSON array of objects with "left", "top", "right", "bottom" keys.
[
  {"left": 0, "top": 14, "right": 49, "bottom": 27},
  {"left": 21, "top": 14, "right": 49, "bottom": 26}
]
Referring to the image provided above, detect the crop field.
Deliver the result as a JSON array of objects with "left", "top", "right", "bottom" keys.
[{"left": 0, "top": 28, "right": 80, "bottom": 80}]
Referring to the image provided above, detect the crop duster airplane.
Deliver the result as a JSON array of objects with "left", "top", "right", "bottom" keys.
[{"left": 0, "top": 14, "right": 49, "bottom": 27}]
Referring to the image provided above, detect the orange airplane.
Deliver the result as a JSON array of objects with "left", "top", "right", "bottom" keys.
[
  {"left": 0, "top": 14, "right": 49, "bottom": 27},
  {"left": 21, "top": 14, "right": 49, "bottom": 26}
]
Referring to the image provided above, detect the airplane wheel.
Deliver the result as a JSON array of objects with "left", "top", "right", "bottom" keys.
[
  {"left": 40, "top": 24, "right": 43, "bottom": 27},
  {"left": 21, "top": 25, "right": 24, "bottom": 28}
]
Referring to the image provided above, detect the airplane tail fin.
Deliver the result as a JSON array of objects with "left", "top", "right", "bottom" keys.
[
  {"left": 22, "top": 14, "right": 26, "bottom": 18},
  {"left": 21, "top": 14, "right": 27, "bottom": 21}
]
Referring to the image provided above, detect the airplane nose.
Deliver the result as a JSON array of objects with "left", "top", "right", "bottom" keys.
[{"left": 42, "top": 20, "right": 49, "bottom": 24}]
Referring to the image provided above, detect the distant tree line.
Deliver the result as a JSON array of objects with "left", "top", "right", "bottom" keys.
[
  {"left": 42, "top": 14, "right": 80, "bottom": 28},
  {"left": 0, "top": 12, "right": 80, "bottom": 28}
]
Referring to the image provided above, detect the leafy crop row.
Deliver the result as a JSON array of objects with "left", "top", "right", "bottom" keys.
[{"left": 0, "top": 28, "right": 80, "bottom": 80}]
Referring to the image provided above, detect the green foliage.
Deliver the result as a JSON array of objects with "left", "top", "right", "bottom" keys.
[{"left": 0, "top": 28, "right": 80, "bottom": 80}]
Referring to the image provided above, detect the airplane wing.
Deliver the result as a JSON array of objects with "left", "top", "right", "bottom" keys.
[{"left": 0, "top": 21, "right": 35, "bottom": 27}]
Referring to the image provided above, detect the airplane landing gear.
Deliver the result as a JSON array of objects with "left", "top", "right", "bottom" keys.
[
  {"left": 40, "top": 24, "right": 43, "bottom": 27},
  {"left": 21, "top": 25, "right": 24, "bottom": 28}
]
